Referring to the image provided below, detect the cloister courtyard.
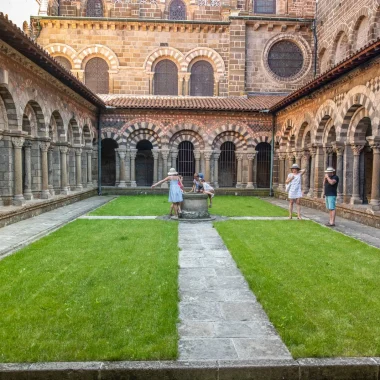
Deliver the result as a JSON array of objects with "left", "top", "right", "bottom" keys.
[{"left": 0, "top": 195, "right": 379, "bottom": 378}]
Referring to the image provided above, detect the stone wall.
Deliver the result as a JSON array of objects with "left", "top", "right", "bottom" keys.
[
  {"left": 0, "top": 40, "right": 98, "bottom": 206},
  {"left": 274, "top": 53, "right": 380, "bottom": 212},
  {"left": 317, "top": 0, "right": 380, "bottom": 73}
]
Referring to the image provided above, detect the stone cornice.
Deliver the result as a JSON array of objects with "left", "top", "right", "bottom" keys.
[{"left": 35, "top": 16, "right": 230, "bottom": 33}]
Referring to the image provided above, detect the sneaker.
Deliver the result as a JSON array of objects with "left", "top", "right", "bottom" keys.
[{"left": 211, "top": 193, "right": 215, "bottom": 198}]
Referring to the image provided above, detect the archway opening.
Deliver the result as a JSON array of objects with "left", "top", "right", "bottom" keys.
[
  {"left": 136, "top": 140, "right": 153, "bottom": 186},
  {"left": 256, "top": 142, "right": 271, "bottom": 188},
  {"left": 101, "top": 139, "right": 118, "bottom": 186},
  {"left": 219, "top": 141, "right": 236, "bottom": 187},
  {"left": 177, "top": 141, "right": 195, "bottom": 186}
]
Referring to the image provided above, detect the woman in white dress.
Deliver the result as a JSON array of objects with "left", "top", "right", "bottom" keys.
[{"left": 285, "top": 164, "right": 305, "bottom": 220}]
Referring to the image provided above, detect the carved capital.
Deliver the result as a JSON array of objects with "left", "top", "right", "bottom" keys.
[
  {"left": 332, "top": 142, "right": 345, "bottom": 156},
  {"left": 24, "top": 140, "right": 33, "bottom": 149},
  {"left": 301, "top": 151, "right": 310, "bottom": 162},
  {"left": 351, "top": 144, "right": 365, "bottom": 156},
  {"left": 246, "top": 153, "right": 256, "bottom": 161},
  {"left": 130, "top": 148, "right": 137, "bottom": 159},
  {"left": 160, "top": 149, "right": 169, "bottom": 160},
  {"left": 194, "top": 150, "right": 201, "bottom": 160},
  {"left": 39, "top": 141, "right": 51, "bottom": 152},
  {"left": 203, "top": 150, "right": 213, "bottom": 160},
  {"left": 324, "top": 146, "right": 334, "bottom": 155},
  {"left": 75, "top": 148, "right": 82, "bottom": 156},
  {"left": 11, "top": 137, "right": 25, "bottom": 148},
  {"left": 60, "top": 146, "right": 69, "bottom": 154},
  {"left": 152, "top": 149, "right": 159, "bottom": 160},
  {"left": 213, "top": 150, "right": 221, "bottom": 160},
  {"left": 236, "top": 152, "right": 244, "bottom": 161}
]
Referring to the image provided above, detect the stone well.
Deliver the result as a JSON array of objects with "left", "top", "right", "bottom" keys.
[{"left": 181, "top": 193, "right": 211, "bottom": 220}]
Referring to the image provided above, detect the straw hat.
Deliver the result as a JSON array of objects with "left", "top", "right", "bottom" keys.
[
  {"left": 325, "top": 167, "right": 335, "bottom": 173},
  {"left": 290, "top": 164, "right": 301, "bottom": 170},
  {"left": 168, "top": 168, "right": 178, "bottom": 176}
]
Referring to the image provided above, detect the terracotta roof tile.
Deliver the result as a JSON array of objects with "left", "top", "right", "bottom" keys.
[{"left": 100, "top": 94, "right": 285, "bottom": 111}]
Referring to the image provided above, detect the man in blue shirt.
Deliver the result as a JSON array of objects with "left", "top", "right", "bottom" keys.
[{"left": 323, "top": 167, "right": 339, "bottom": 227}]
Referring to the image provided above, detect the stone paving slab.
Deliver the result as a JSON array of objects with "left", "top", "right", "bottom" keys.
[
  {"left": 0, "top": 196, "right": 114, "bottom": 260},
  {"left": 178, "top": 222, "right": 292, "bottom": 361}
]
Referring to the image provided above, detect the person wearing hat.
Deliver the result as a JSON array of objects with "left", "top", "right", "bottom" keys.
[
  {"left": 151, "top": 168, "right": 183, "bottom": 219},
  {"left": 323, "top": 167, "right": 339, "bottom": 226},
  {"left": 285, "top": 163, "right": 306, "bottom": 219}
]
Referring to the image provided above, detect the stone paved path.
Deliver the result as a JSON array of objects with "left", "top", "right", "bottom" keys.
[
  {"left": 0, "top": 196, "right": 114, "bottom": 260},
  {"left": 177, "top": 222, "right": 292, "bottom": 361}
]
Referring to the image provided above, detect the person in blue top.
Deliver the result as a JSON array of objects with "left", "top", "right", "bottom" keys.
[
  {"left": 323, "top": 167, "right": 339, "bottom": 227},
  {"left": 151, "top": 168, "right": 183, "bottom": 219}
]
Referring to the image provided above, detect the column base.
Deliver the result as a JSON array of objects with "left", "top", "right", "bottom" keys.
[
  {"left": 41, "top": 190, "right": 52, "bottom": 199},
  {"left": 60, "top": 188, "right": 70, "bottom": 195},
  {"left": 350, "top": 196, "right": 362, "bottom": 205},
  {"left": 24, "top": 192, "right": 33, "bottom": 201},
  {"left": 118, "top": 181, "right": 127, "bottom": 188},
  {"left": 235, "top": 183, "right": 242, "bottom": 188},
  {"left": 306, "top": 190, "right": 314, "bottom": 198},
  {"left": 130, "top": 181, "right": 137, "bottom": 188},
  {"left": 213, "top": 182, "right": 219, "bottom": 189},
  {"left": 86, "top": 182, "right": 93, "bottom": 187},
  {"left": 13, "top": 195, "right": 26, "bottom": 206},
  {"left": 336, "top": 193, "right": 343, "bottom": 204},
  {"left": 48, "top": 186, "right": 55, "bottom": 196},
  {"left": 369, "top": 200, "right": 380, "bottom": 211},
  {"left": 75, "top": 185, "right": 83, "bottom": 191},
  {"left": 161, "top": 182, "right": 168, "bottom": 189},
  {"left": 246, "top": 182, "right": 254, "bottom": 188}
]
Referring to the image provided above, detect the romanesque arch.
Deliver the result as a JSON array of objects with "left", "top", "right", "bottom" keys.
[
  {"left": 184, "top": 48, "right": 226, "bottom": 74},
  {"left": 208, "top": 124, "right": 250, "bottom": 149},
  {"left": 314, "top": 100, "right": 339, "bottom": 143},
  {"left": 352, "top": 10, "right": 371, "bottom": 51},
  {"left": 144, "top": 47, "right": 186, "bottom": 73},
  {"left": 120, "top": 122, "right": 163, "bottom": 146},
  {"left": 212, "top": 131, "right": 247, "bottom": 151},
  {"left": 44, "top": 43, "right": 77, "bottom": 68},
  {"left": 252, "top": 134, "right": 272, "bottom": 147},
  {"left": 50, "top": 110, "right": 65, "bottom": 142},
  {"left": 332, "top": 26, "right": 351, "bottom": 65},
  {"left": 82, "top": 125, "right": 93, "bottom": 146},
  {"left": 167, "top": 123, "right": 206, "bottom": 148},
  {"left": 169, "top": 130, "right": 204, "bottom": 150},
  {"left": 77, "top": 45, "right": 119, "bottom": 71},
  {"left": 69, "top": 119, "right": 81, "bottom": 146},
  {"left": 0, "top": 86, "right": 19, "bottom": 131},
  {"left": 127, "top": 128, "right": 161, "bottom": 149}
]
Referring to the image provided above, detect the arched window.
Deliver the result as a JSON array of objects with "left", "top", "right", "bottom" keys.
[
  {"left": 254, "top": 0, "right": 275, "bottom": 14},
  {"left": 335, "top": 32, "right": 349, "bottom": 64},
  {"left": 255, "top": 142, "right": 271, "bottom": 188},
  {"left": 85, "top": 57, "right": 109, "bottom": 94},
  {"left": 190, "top": 61, "right": 214, "bottom": 97},
  {"left": 154, "top": 60, "right": 178, "bottom": 96},
  {"left": 177, "top": 141, "right": 195, "bottom": 185},
  {"left": 219, "top": 142, "right": 236, "bottom": 187},
  {"left": 54, "top": 56, "right": 72, "bottom": 71},
  {"left": 86, "top": 0, "right": 104, "bottom": 17},
  {"left": 169, "top": 0, "right": 187, "bottom": 20},
  {"left": 268, "top": 41, "right": 303, "bottom": 78}
]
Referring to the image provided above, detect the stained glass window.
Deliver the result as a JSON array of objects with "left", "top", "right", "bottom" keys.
[
  {"left": 169, "top": 0, "right": 187, "bottom": 20},
  {"left": 268, "top": 41, "right": 303, "bottom": 78},
  {"left": 85, "top": 57, "right": 109, "bottom": 93},
  {"left": 154, "top": 60, "right": 178, "bottom": 95}
]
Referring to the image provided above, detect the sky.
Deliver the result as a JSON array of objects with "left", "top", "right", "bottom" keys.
[{"left": 1, "top": 0, "right": 40, "bottom": 28}]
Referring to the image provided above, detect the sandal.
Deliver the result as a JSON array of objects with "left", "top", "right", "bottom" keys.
[{"left": 325, "top": 222, "right": 335, "bottom": 227}]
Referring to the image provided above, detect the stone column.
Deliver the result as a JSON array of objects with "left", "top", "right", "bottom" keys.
[
  {"left": 126, "top": 148, "right": 131, "bottom": 184},
  {"left": 152, "top": 148, "right": 159, "bottom": 184},
  {"left": 194, "top": 150, "right": 201, "bottom": 174},
  {"left": 148, "top": 72, "right": 154, "bottom": 94},
  {"left": 67, "top": 148, "right": 72, "bottom": 190},
  {"left": 301, "top": 150, "right": 310, "bottom": 196},
  {"left": 253, "top": 152, "right": 258, "bottom": 188},
  {"left": 86, "top": 149, "right": 92, "bottom": 186},
  {"left": 60, "top": 146, "right": 69, "bottom": 195},
  {"left": 40, "top": 141, "right": 52, "bottom": 199},
  {"left": 332, "top": 142, "right": 344, "bottom": 203},
  {"left": 171, "top": 148, "right": 178, "bottom": 169},
  {"left": 130, "top": 148, "right": 137, "bottom": 187},
  {"left": 295, "top": 151, "right": 302, "bottom": 168},
  {"left": 307, "top": 146, "right": 317, "bottom": 197},
  {"left": 178, "top": 73, "right": 184, "bottom": 96},
  {"left": 117, "top": 149, "right": 127, "bottom": 187},
  {"left": 236, "top": 152, "right": 243, "bottom": 188},
  {"left": 204, "top": 150, "right": 213, "bottom": 182},
  {"left": 367, "top": 138, "right": 380, "bottom": 211},
  {"left": 23, "top": 140, "right": 33, "bottom": 200},
  {"left": 75, "top": 148, "right": 83, "bottom": 191},
  {"left": 278, "top": 153, "right": 286, "bottom": 191},
  {"left": 214, "top": 74, "right": 220, "bottom": 96},
  {"left": 12, "top": 136, "right": 26, "bottom": 206},
  {"left": 160, "top": 149, "right": 169, "bottom": 188},
  {"left": 246, "top": 152, "right": 255, "bottom": 188},
  {"left": 213, "top": 150, "right": 220, "bottom": 188},
  {"left": 287, "top": 153, "right": 294, "bottom": 173},
  {"left": 350, "top": 144, "right": 364, "bottom": 204},
  {"left": 48, "top": 146, "right": 55, "bottom": 195},
  {"left": 184, "top": 73, "right": 191, "bottom": 96},
  {"left": 313, "top": 145, "right": 325, "bottom": 198}
]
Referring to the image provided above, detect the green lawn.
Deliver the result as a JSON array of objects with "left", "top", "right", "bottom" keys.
[
  {"left": 91, "top": 195, "right": 289, "bottom": 217},
  {"left": 0, "top": 220, "right": 178, "bottom": 363},
  {"left": 214, "top": 220, "right": 380, "bottom": 358}
]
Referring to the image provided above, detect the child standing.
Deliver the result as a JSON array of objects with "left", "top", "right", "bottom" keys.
[{"left": 200, "top": 178, "right": 214, "bottom": 208}]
